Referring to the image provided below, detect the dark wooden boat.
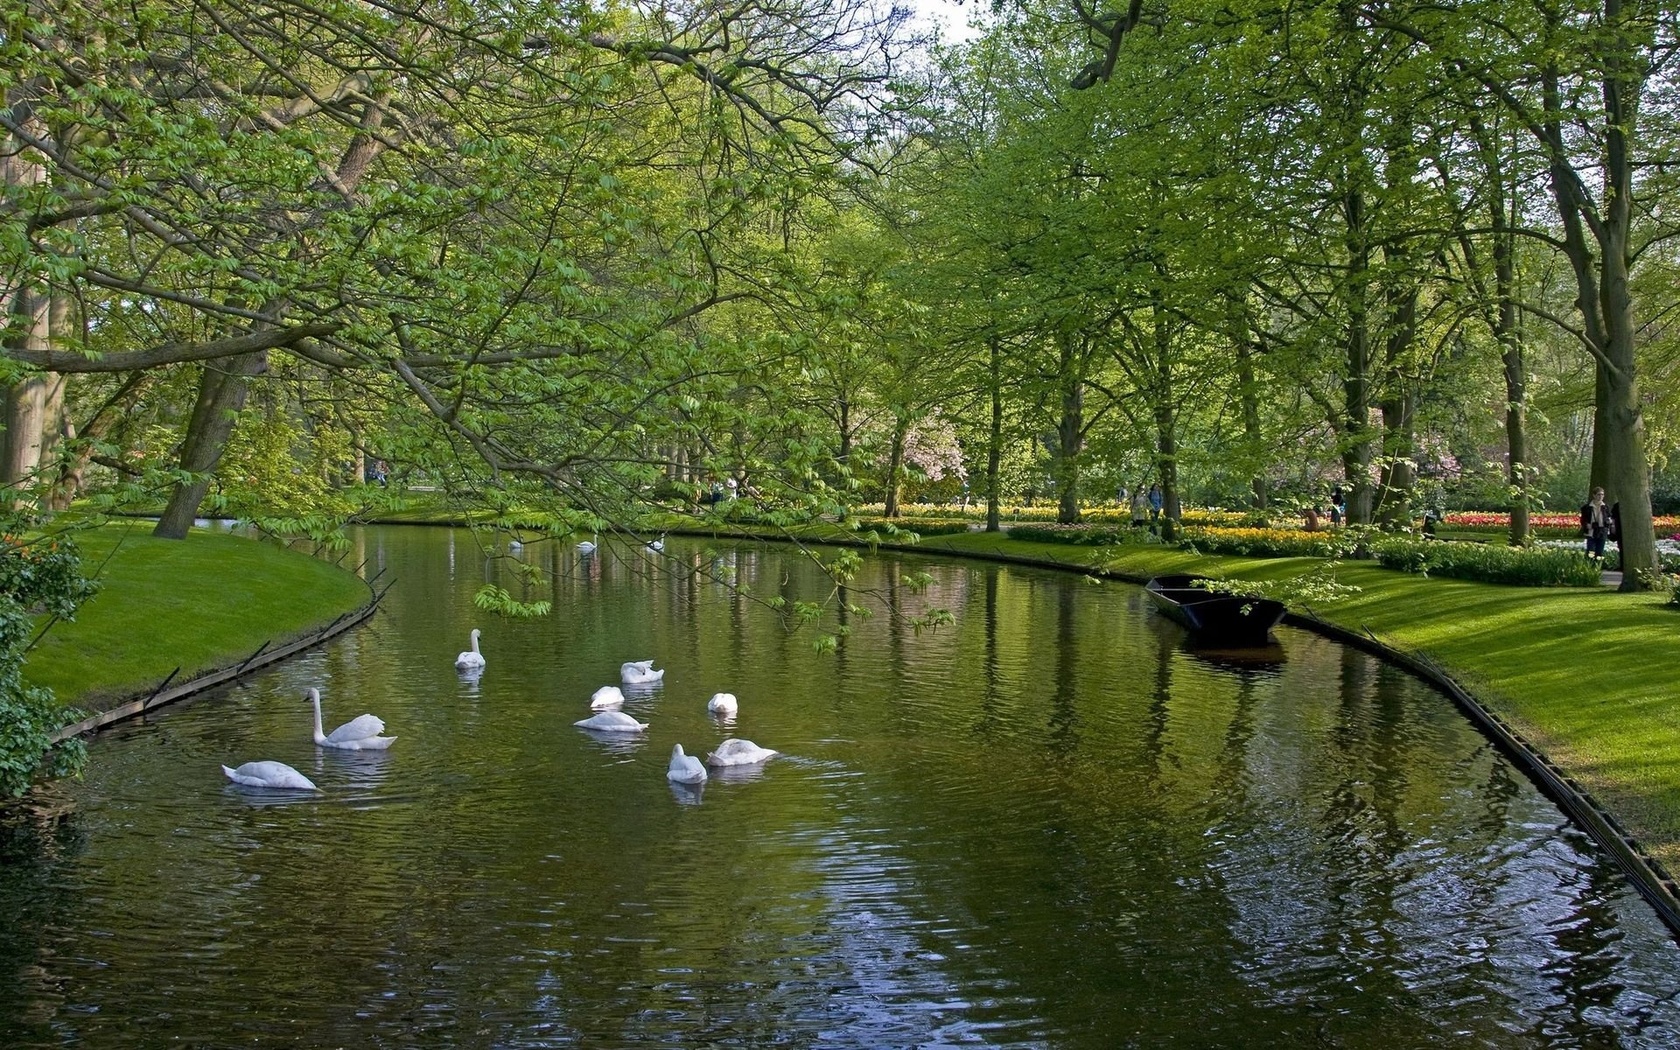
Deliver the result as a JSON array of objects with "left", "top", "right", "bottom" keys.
[{"left": 1144, "top": 573, "right": 1287, "bottom": 646}]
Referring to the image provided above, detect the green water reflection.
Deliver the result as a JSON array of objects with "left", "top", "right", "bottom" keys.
[{"left": 1, "top": 527, "right": 1678, "bottom": 1048}]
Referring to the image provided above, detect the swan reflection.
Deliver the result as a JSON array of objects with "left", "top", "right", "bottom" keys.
[
  {"left": 668, "top": 780, "right": 705, "bottom": 805},
  {"left": 705, "top": 762, "right": 773, "bottom": 785},
  {"left": 574, "top": 728, "right": 649, "bottom": 756}
]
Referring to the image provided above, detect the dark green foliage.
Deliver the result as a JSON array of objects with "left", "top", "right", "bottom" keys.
[
  {"left": 0, "top": 524, "right": 96, "bottom": 798},
  {"left": 1008, "top": 524, "right": 1141, "bottom": 546},
  {"left": 856, "top": 518, "right": 972, "bottom": 537}
]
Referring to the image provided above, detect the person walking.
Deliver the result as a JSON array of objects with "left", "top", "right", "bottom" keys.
[
  {"left": 1148, "top": 483, "right": 1163, "bottom": 521},
  {"left": 1581, "top": 487, "right": 1614, "bottom": 559},
  {"left": 1131, "top": 488, "right": 1150, "bottom": 528}
]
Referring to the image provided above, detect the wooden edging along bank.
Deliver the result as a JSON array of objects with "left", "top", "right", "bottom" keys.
[
  {"left": 49, "top": 589, "right": 386, "bottom": 744},
  {"left": 670, "top": 521, "right": 1680, "bottom": 941}
]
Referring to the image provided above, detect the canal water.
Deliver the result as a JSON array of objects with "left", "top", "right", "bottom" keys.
[{"left": 2, "top": 526, "right": 1679, "bottom": 1048}]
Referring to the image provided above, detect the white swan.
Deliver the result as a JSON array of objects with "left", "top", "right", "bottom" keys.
[
  {"left": 705, "top": 738, "right": 778, "bottom": 766},
  {"left": 706, "top": 692, "right": 738, "bottom": 716},
  {"left": 647, "top": 534, "right": 665, "bottom": 552},
  {"left": 455, "top": 628, "right": 485, "bottom": 670},
  {"left": 577, "top": 533, "right": 598, "bottom": 555},
  {"left": 621, "top": 660, "right": 666, "bottom": 685},
  {"left": 222, "top": 761, "right": 317, "bottom": 790},
  {"left": 590, "top": 685, "right": 626, "bottom": 709},
  {"left": 574, "top": 710, "right": 648, "bottom": 732},
  {"left": 667, "top": 744, "right": 708, "bottom": 784},
  {"left": 308, "top": 687, "right": 396, "bottom": 750}
]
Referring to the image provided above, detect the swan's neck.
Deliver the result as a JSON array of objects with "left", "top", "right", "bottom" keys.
[
  {"left": 471, "top": 632, "right": 480, "bottom": 654},
  {"left": 310, "top": 694, "right": 327, "bottom": 744}
]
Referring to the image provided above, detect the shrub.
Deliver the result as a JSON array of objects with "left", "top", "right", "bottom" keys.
[
  {"left": 1008, "top": 523, "right": 1142, "bottom": 546},
  {"left": 0, "top": 526, "right": 96, "bottom": 798},
  {"left": 855, "top": 518, "right": 972, "bottom": 537},
  {"left": 1369, "top": 535, "right": 1602, "bottom": 586}
]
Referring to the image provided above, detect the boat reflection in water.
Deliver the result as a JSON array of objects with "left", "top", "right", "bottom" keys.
[{"left": 1181, "top": 637, "right": 1288, "bottom": 677}]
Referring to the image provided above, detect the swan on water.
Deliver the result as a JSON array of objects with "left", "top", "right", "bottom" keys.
[
  {"left": 667, "top": 744, "right": 708, "bottom": 784},
  {"left": 705, "top": 738, "right": 778, "bottom": 766},
  {"left": 590, "top": 685, "right": 626, "bottom": 709},
  {"left": 621, "top": 660, "right": 665, "bottom": 685},
  {"left": 706, "top": 692, "right": 738, "bottom": 716},
  {"left": 574, "top": 710, "right": 648, "bottom": 732},
  {"left": 647, "top": 534, "right": 665, "bottom": 552},
  {"left": 222, "top": 761, "right": 317, "bottom": 790},
  {"left": 455, "top": 628, "right": 485, "bottom": 670},
  {"left": 577, "top": 533, "right": 599, "bottom": 555},
  {"left": 308, "top": 687, "right": 396, "bottom": 750}
]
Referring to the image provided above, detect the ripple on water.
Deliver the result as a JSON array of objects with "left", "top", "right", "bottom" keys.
[{"left": 4, "top": 532, "right": 1680, "bottom": 1049}]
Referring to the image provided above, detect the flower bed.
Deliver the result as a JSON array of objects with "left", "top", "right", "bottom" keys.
[
  {"left": 1369, "top": 535, "right": 1602, "bottom": 586},
  {"left": 1443, "top": 511, "right": 1680, "bottom": 538},
  {"left": 1179, "top": 525, "right": 1351, "bottom": 559}
]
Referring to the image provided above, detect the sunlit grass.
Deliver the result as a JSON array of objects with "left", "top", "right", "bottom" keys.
[{"left": 27, "top": 521, "right": 370, "bottom": 708}]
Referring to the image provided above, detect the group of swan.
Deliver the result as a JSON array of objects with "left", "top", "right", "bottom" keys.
[
  {"left": 667, "top": 739, "right": 780, "bottom": 784},
  {"left": 222, "top": 687, "right": 396, "bottom": 790},
  {"left": 225, "top": 630, "right": 774, "bottom": 792},
  {"left": 579, "top": 532, "right": 666, "bottom": 555},
  {"left": 567, "top": 665, "right": 777, "bottom": 783}
]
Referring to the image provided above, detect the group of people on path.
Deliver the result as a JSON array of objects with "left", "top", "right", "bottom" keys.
[
  {"left": 1124, "top": 484, "right": 1164, "bottom": 529},
  {"left": 1302, "top": 486, "right": 1348, "bottom": 532}
]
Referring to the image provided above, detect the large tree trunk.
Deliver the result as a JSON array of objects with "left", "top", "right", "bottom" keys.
[
  {"left": 1235, "top": 331, "right": 1266, "bottom": 510},
  {"left": 153, "top": 351, "right": 268, "bottom": 539},
  {"left": 1054, "top": 348, "right": 1083, "bottom": 525},
  {"left": 1494, "top": 232, "right": 1530, "bottom": 547},
  {"left": 1374, "top": 238, "right": 1420, "bottom": 526},
  {"left": 985, "top": 337, "right": 1002, "bottom": 532},
  {"left": 38, "top": 370, "right": 68, "bottom": 509},
  {"left": 1590, "top": 362, "right": 1611, "bottom": 493},
  {"left": 1376, "top": 393, "right": 1416, "bottom": 526},
  {"left": 1152, "top": 308, "right": 1180, "bottom": 540},
  {"left": 40, "top": 292, "right": 71, "bottom": 510},
  {"left": 1535, "top": 34, "right": 1654, "bottom": 589},
  {"left": 1339, "top": 180, "right": 1376, "bottom": 525},
  {"left": 2, "top": 286, "right": 51, "bottom": 503},
  {"left": 882, "top": 414, "right": 907, "bottom": 518}
]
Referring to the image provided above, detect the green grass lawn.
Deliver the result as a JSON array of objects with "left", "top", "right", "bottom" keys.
[{"left": 26, "top": 521, "right": 371, "bottom": 708}]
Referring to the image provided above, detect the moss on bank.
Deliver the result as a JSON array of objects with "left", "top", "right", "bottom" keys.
[{"left": 27, "top": 522, "right": 370, "bottom": 708}]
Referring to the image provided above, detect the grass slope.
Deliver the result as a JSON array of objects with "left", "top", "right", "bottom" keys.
[{"left": 27, "top": 522, "right": 370, "bottom": 707}]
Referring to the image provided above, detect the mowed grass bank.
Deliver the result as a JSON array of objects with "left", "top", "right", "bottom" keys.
[{"left": 27, "top": 522, "right": 371, "bottom": 707}]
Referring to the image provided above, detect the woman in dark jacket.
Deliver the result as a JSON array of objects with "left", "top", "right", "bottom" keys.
[{"left": 1581, "top": 487, "right": 1614, "bottom": 559}]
